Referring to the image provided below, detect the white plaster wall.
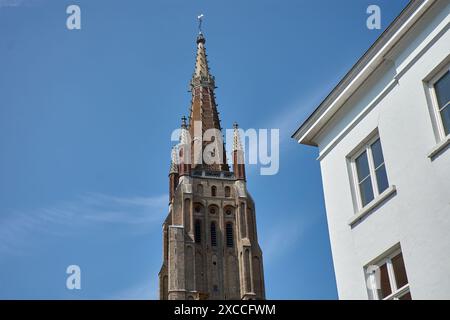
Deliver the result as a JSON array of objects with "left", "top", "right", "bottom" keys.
[{"left": 316, "top": 2, "right": 450, "bottom": 299}]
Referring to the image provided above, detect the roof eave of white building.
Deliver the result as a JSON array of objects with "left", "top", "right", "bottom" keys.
[{"left": 292, "top": 0, "right": 437, "bottom": 147}]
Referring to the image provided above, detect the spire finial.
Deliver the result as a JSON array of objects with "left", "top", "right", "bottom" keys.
[
  {"left": 181, "top": 116, "right": 187, "bottom": 128},
  {"left": 197, "top": 14, "right": 204, "bottom": 34},
  {"left": 196, "top": 14, "right": 206, "bottom": 44}
]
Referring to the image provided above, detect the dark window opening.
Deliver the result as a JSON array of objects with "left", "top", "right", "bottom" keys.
[
  {"left": 392, "top": 252, "right": 408, "bottom": 289},
  {"left": 226, "top": 223, "right": 234, "bottom": 248},
  {"left": 195, "top": 220, "right": 202, "bottom": 243},
  {"left": 211, "top": 222, "right": 217, "bottom": 247},
  {"left": 378, "top": 263, "right": 392, "bottom": 299},
  {"left": 225, "top": 186, "right": 231, "bottom": 197}
]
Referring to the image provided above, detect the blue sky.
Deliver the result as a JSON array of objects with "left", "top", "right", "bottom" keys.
[{"left": 0, "top": 0, "right": 409, "bottom": 299}]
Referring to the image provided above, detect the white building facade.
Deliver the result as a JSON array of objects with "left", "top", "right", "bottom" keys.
[{"left": 293, "top": 0, "right": 450, "bottom": 300}]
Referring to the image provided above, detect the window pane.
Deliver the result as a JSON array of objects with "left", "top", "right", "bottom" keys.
[
  {"left": 375, "top": 164, "right": 389, "bottom": 194},
  {"left": 399, "top": 291, "right": 412, "bottom": 300},
  {"left": 378, "top": 263, "right": 392, "bottom": 299},
  {"left": 359, "top": 178, "right": 374, "bottom": 206},
  {"left": 355, "top": 151, "right": 370, "bottom": 183},
  {"left": 435, "top": 70, "right": 450, "bottom": 109},
  {"left": 440, "top": 104, "right": 450, "bottom": 136},
  {"left": 392, "top": 253, "right": 409, "bottom": 289},
  {"left": 371, "top": 138, "right": 385, "bottom": 169}
]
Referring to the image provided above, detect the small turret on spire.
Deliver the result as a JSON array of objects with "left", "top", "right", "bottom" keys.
[
  {"left": 178, "top": 116, "right": 191, "bottom": 177},
  {"left": 168, "top": 146, "right": 180, "bottom": 203},
  {"left": 232, "top": 122, "right": 243, "bottom": 152},
  {"left": 181, "top": 115, "right": 187, "bottom": 129},
  {"left": 232, "top": 122, "right": 246, "bottom": 181},
  {"left": 180, "top": 116, "right": 189, "bottom": 145},
  {"left": 169, "top": 146, "right": 179, "bottom": 175}
]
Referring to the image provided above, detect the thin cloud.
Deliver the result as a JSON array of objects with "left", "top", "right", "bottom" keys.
[{"left": 0, "top": 193, "right": 168, "bottom": 256}]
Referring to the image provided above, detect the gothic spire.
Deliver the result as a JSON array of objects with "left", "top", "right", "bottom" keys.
[{"left": 188, "top": 22, "right": 229, "bottom": 172}]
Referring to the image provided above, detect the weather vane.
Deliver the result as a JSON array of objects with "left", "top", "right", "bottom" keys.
[{"left": 197, "top": 14, "right": 204, "bottom": 34}]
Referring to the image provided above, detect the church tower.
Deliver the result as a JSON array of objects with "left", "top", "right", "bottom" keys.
[{"left": 158, "top": 26, "right": 265, "bottom": 300}]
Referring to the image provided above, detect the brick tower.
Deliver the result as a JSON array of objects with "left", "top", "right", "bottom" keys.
[{"left": 158, "top": 28, "right": 265, "bottom": 300}]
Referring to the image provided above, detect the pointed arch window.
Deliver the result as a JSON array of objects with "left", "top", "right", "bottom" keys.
[
  {"left": 211, "top": 222, "right": 217, "bottom": 247},
  {"left": 226, "top": 223, "right": 234, "bottom": 248},
  {"left": 195, "top": 220, "right": 202, "bottom": 243},
  {"left": 211, "top": 186, "right": 217, "bottom": 197}
]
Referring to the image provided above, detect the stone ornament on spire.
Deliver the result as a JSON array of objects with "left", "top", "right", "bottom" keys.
[
  {"left": 232, "top": 122, "right": 246, "bottom": 180},
  {"left": 168, "top": 145, "right": 180, "bottom": 203},
  {"left": 181, "top": 115, "right": 187, "bottom": 129},
  {"left": 169, "top": 146, "right": 179, "bottom": 175},
  {"left": 180, "top": 116, "right": 190, "bottom": 145},
  {"left": 178, "top": 116, "right": 192, "bottom": 176},
  {"left": 232, "top": 122, "right": 244, "bottom": 152}
]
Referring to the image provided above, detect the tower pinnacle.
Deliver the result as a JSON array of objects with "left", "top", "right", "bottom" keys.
[
  {"left": 181, "top": 116, "right": 187, "bottom": 129},
  {"left": 169, "top": 146, "right": 179, "bottom": 175},
  {"left": 232, "top": 122, "right": 246, "bottom": 181},
  {"left": 232, "top": 122, "right": 243, "bottom": 152}
]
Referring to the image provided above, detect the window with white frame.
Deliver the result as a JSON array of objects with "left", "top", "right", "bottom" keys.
[
  {"left": 366, "top": 249, "right": 411, "bottom": 300},
  {"left": 429, "top": 64, "right": 450, "bottom": 139},
  {"left": 351, "top": 135, "right": 389, "bottom": 209}
]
